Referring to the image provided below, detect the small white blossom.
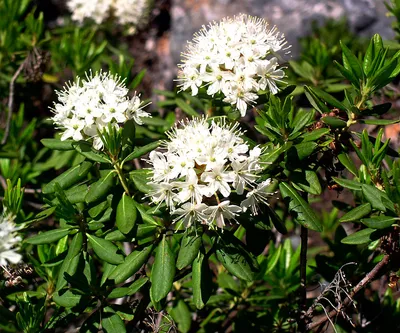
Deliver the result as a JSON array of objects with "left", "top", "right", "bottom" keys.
[
  {"left": 178, "top": 14, "right": 289, "bottom": 116},
  {"left": 67, "top": 0, "right": 151, "bottom": 31},
  {"left": 0, "top": 214, "right": 22, "bottom": 267},
  {"left": 240, "top": 179, "right": 274, "bottom": 215},
  {"left": 51, "top": 71, "right": 151, "bottom": 150},
  {"left": 147, "top": 117, "right": 272, "bottom": 229}
]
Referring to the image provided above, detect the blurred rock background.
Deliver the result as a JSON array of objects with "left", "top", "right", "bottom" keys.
[{"left": 45, "top": 0, "right": 394, "bottom": 93}]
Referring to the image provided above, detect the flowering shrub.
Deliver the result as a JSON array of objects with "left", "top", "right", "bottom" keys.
[
  {"left": 178, "top": 14, "right": 288, "bottom": 116},
  {"left": 67, "top": 0, "right": 151, "bottom": 29},
  {"left": 148, "top": 117, "right": 272, "bottom": 228},
  {"left": 51, "top": 71, "right": 150, "bottom": 149},
  {"left": 0, "top": 214, "right": 21, "bottom": 266},
  {"left": 2, "top": 1, "right": 400, "bottom": 332}
]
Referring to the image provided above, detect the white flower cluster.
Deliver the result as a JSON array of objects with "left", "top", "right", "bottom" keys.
[
  {"left": 178, "top": 14, "right": 288, "bottom": 116},
  {"left": 0, "top": 214, "right": 22, "bottom": 267},
  {"left": 147, "top": 118, "right": 273, "bottom": 229},
  {"left": 51, "top": 71, "right": 151, "bottom": 150},
  {"left": 67, "top": 0, "right": 150, "bottom": 28}
]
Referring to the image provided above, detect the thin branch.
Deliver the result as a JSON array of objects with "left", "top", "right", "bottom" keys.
[
  {"left": 2, "top": 62, "right": 25, "bottom": 145},
  {"left": 306, "top": 254, "right": 390, "bottom": 331}
]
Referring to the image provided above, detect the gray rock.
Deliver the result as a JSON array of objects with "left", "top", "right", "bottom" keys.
[{"left": 170, "top": 0, "right": 395, "bottom": 65}]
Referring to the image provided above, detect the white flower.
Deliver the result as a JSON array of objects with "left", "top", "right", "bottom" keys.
[
  {"left": 178, "top": 14, "right": 289, "bottom": 116},
  {"left": 0, "top": 214, "right": 22, "bottom": 267},
  {"left": 51, "top": 71, "right": 151, "bottom": 150},
  {"left": 67, "top": 0, "right": 151, "bottom": 31},
  {"left": 147, "top": 117, "right": 270, "bottom": 229},
  {"left": 204, "top": 201, "right": 242, "bottom": 229},
  {"left": 241, "top": 179, "right": 274, "bottom": 215}
]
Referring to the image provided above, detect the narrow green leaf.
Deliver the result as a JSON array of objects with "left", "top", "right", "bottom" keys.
[
  {"left": 169, "top": 300, "right": 191, "bottom": 333},
  {"left": 87, "top": 234, "right": 124, "bottom": 265},
  {"left": 129, "top": 169, "right": 153, "bottom": 194},
  {"left": 332, "top": 177, "right": 363, "bottom": 191},
  {"left": 176, "top": 98, "right": 198, "bottom": 117},
  {"left": 176, "top": 229, "right": 202, "bottom": 270},
  {"left": 362, "top": 184, "right": 395, "bottom": 212},
  {"left": 359, "top": 119, "right": 400, "bottom": 125},
  {"left": 361, "top": 216, "right": 398, "bottom": 229},
  {"left": 334, "top": 61, "right": 359, "bottom": 87},
  {"left": 109, "top": 244, "right": 153, "bottom": 284},
  {"left": 341, "top": 228, "right": 381, "bottom": 244},
  {"left": 337, "top": 153, "right": 358, "bottom": 176},
  {"left": 192, "top": 251, "right": 212, "bottom": 309},
  {"left": 304, "top": 86, "right": 330, "bottom": 114},
  {"left": 122, "top": 141, "right": 161, "bottom": 163},
  {"left": 102, "top": 313, "right": 126, "bottom": 333},
  {"left": 309, "top": 87, "right": 346, "bottom": 110},
  {"left": 53, "top": 290, "right": 83, "bottom": 308},
  {"left": 41, "top": 138, "right": 74, "bottom": 151},
  {"left": 26, "top": 228, "right": 72, "bottom": 245},
  {"left": 56, "top": 233, "right": 83, "bottom": 291},
  {"left": 321, "top": 116, "right": 347, "bottom": 128},
  {"left": 340, "top": 41, "right": 364, "bottom": 80},
  {"left": 43, "top": 161, "right": 92, "bottom": 194},
  {"left": 150, "top": 235, "right": 176, "bottom": 302},
  {"left": 339, "top": 203, "right": 371, "bottom": 223},
  {"left": 215, "top": 232, "right": 259, "bottom": 282},
  {"left": 279, "top": 182, "right": 323, "bottom": 231},
  {"left": 116, "top": 193, "right": 137, "bottom": 234},
  {"left": 85, "top": 171, "right": 116, "bottom": 203},
  {"left": 73, "top": 141, "right": 111, "bottom": 164},
  {"left": 301, "top": 128, "right": 330, "bottom": 142}
]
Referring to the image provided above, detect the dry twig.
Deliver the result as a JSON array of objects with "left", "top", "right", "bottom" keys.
[{"left": 306, "top": 255, "right": 390, "bottom": 331}]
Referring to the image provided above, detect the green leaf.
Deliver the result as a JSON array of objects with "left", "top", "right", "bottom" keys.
[
  {"left": 176, "top": 229, "right": 202, "bottom": 270},
  {"left": 359, "top": 119, "right": 400, "bottom": 125},
  {"left": 150, "top": 235, "right": 176, "bottom": 302},
  {"left": 309, "top": 87, "right": 347, "bottom": 110},
  {"left": 279, "top": 182, "right": 323, "bottom": 231},
  {"left": 85, "top": 171, "right": 116, "bottom": 203},
  {"left": 56, "top": 233, "right": 83, "bottom": 291},
  {"left": 301, "top": 128, "right": 330, "bottom": 142},
  {"left": 108, "top": 277, "right": 148, "bottom": 298},
  {"left": 321, "top": 116, "right": 347, "bottom": 128},
  {"left": 102, "top": 313, "right": 126, "bottom": 333},
  {"left": 304, "top": 86, "right": 330, "bottom": 114},
  {"left": 361, "top": 216, "right": 398, "bottom": 229},
  {"left": 340, "top": 40, "right": 364, "bottom": 80},
  {"left": 109, "top": 244, "right": 153, "bottom": 284},
  {"left": 73, "top": 141, "right": 111, "bottom": 164},
  {"left": 215, "top": 232, "right": 259, "bottom": 282},
  {"left": 87, "top": 234, "right": 124, "bottom": 265},
  {"left": 261, "top": 142, "right": 292, "bottom": 164},
  {"left": 116, "top": 193, "right": 137, "bottom": 234},
  {"left": 41, "top": 138, "right": 74, "bottom": 151},
  {"left": 334, "top": 60, "right": 359, "bottom": 87},
  {"left": 43, "top": 161, "right": 92, "bottom": 194},
  {"left": 339, "top": 203, "right": 371, "bottom": 223},
  {"left": 363, "top": 36, "right": 375, "bottom": 75},
  {"left": 291, "top": 170, "right": 321, "bottom": 195},
  {"left": 338, "top": 153, "right": 358, "bottom": 176},
  {"left": 122, "top": 141, "right": 161, "bottom": 163},
  {"left": 129, "top": 169, "right": 153, "bottom": 194},
  {"left": 26, "top": 228, "right": 72, "bottom": 245},
  {"left": 192, "top": 251, "right": 212, "bottom": 309},
  {"left": 169, "top": 300, "right": 191, "bottom": 333},
  {"left": 362, "top": 184, "right": 395, "bottom": 212},
  {"left": 341, "top": 228, "right": 381, "bottom": 244},
  {"left": 53, "top": 290, "right": 83, "bottom": 308},
  {"left": 332, "top": 177, "right": 363, "bottom": 191},
  {"left": 175, "top": 98, "right": 199, "bottom": 117}
]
